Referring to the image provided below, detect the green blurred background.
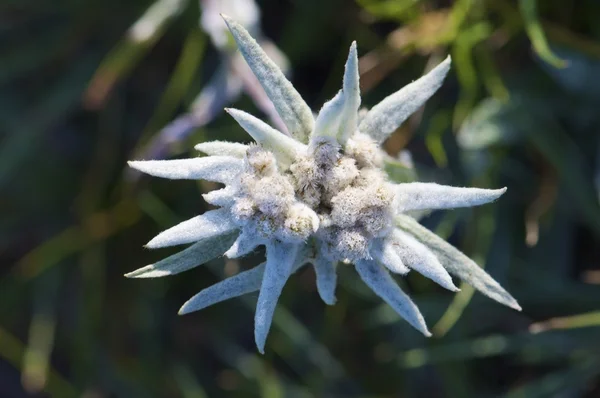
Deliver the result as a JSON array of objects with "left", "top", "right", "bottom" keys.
[{"left": 2, "top": 0, "right": 600, "bottom": 396}]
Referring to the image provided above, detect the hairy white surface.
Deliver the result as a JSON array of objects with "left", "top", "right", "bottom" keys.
[
  {"left": 129, "top": 156, "right": 243, "bottom": 184},
  {"left": 312, "top": 250, "right": 337, "bottom": 305},
  {"left": 359, "top": 56, "right": 451, "bottom": 143},
  {"left": 254, "top": 242, "right": 299, "bottom": 354},
  {"left": 226, "top": 108, "right": 306, "bottom": 168},
  {"left": 126, "top": 232, "right": 238, "bottom": 278},
  {"left": 313, "top": 91, "right": 345, "bottom": 139},
  {"left": 391, "top": 229, "right": 459, "bottom": 292},
  {"left": 356, "top": 260, "right": 431, "bottom": 336},
  {"left": 195, "top": 141, "right": 249, "bottom": 158},
  {"left": 396, "top": 183, "right": 507, "bottom": 212},
  {"left": 338, "top": 41, "right": 360, "bottom": 145},
  {"left": 202, "top": 186, "right": 237, "bottom": 207},
  {"left": 179, "top": 262, "right": 265, "bottom": 315},
  {"left": 146, "top": 208, "right": 237, "bottom": 249},
  {"left": 223, "top": 15, "right": 314, "bottom": 142}
]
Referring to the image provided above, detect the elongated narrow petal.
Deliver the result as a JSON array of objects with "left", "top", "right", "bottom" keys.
[
  {"left": 226, "top": 108, "right": 306, "bottom": 168},
  {"left": 202, "top": 186, "right": 237, "bottom": 207},
  {"left": 223, "top": 15, "right": 314, "bottom": 143},
  {"left": 312, "top": 91, "right": 344, "bottom": 140},
  {"left": 355, "top": 260, "right": 431, "bottom": 336},
  {"left": 195, "top": 141, "right": 249, "bottom": 158},
  {"left": 128, "top": 156, "right": 243, "bottom": 184},
  {"left": 125, "top": 232, "right": 238, "bottom": 278},
  {"left": 396, "top": 215, "right": 521, "bottom": 311},
  {"left": 147, "top": 208, "right": 237, "bottom": 249},
  {"left": 392, "top": 230, "right": 459, "bottom": 291},
  {"left": 255, "top": 242, "right": 299, "bottom": 353},
  {"left": 359, "top": 56, "right": 451, "bottom": 143},
  {"left": 369, "top": 238, "right": 410, "bottom": 275},
  {"left": 224, "top": 231, "right": 263, "bottom": 258},
  {"left": 396, "top": 182, "right": 507, "bottom": 212},
  {"left": 178, "top": 263, "right": 265, "bottom": 315},
  {"left": 312, "top": 251, "right": 337, "bottom": 305},
  {"left": 338, "top": 42, "right": 361, "bottom": 145}
]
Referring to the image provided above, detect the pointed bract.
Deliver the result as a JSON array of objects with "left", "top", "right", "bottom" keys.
[
  {"left": 128, "top": 156, "right": 243, "bottom": 184},
  {"left": 359, "top": 56, "right": 451, "bottom": 143},
  {"left": 222, "top": 15, "right": 314, "bottom": 143},
  {"left": 312, "top": 91, "right": 345, "bottom": 140},
  {"left": 224, "top": 231, "right": 263, "bottom": 258},
  {"left": 126, "top": 232, "right": 238, "bottom": 278},
  {"left": 179, "top": 263, "right": 265, "bottom": 315},
  {"left": 312, "top": 251, "right": 337, "bottom": 305},
  {"left": 370, "top": 238, "right": 410, "bottom": 275},
  {"left": 355, "top": 260, "right": 431, "bottom": 336},
  {"left": 195, "top": 141, "right": 249, "bottom": 158},
  {"left": 396, "top": 215, "right": 521, "bottom": 310},
  {"left": 338, "top": 42, "right": 361, "bottom": 145},
  {"left": 396, "top": 183, "right": 507, "bottom": 212},
  {"left": 147, "top": 208, "right": 237, "bottom": 249},
  {"left": 254, "top": 242, "right": 299, "bottom": 353},
  {"left": 226, "top": 108, "right": 307, "bottom": 168},
  {"left": 392, "top": 229, "right": 459, "bottom": 291},
  {"left": 203, "top": 186, "right": 237, "bottom": 207}
]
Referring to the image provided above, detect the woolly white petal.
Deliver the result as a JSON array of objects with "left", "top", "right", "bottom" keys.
[
  {"left": 195, "top": 141, "right": 249, "bottom": 158},
  {"left": 312, "top": 250, "right": 337, "bottom": 305},
  {"left": 355, "top": 260, "right": 431, "bottom": 336},
  {"left": 125, "top": 232, "right": 237, "bottom": 278},
  {"left": 369, "top": 238, "right": 410, "bottom": 275},
  {"left": 338, "top": 41, "right": 360, "bottom": 145},
  {"left": 128, "top": 156, "right": 243, "bottom": 184},
  {"left": 178, "top": 263, "right": 265, "bottom": 315},
  {"left": 224, "top": 231, "right": 263, "bottom": 258},
  {"left": 396, "top": 183, "right": 507, "bottom": 212},
  {"left": 146, "top": 208, "right": 237, "bottom": 249},
  {"left": 396, "top": 215, "right": 521, "bottom": 311},
  {"left": 226, "top": 108, "right": 307, "bottom": 168},
  {"left": 255, "top": 242, "right": 300, "bottom": 353},
  {"left": 223, "top": 15, "right": 314, "bottom": 143},
  {"left": 392, "top": 229, "right": 459, "bottom": 291},
  {"left": 312, "top": 91, "right": 344, "bottom": 140},
  {"left": 359, "top": 56, "right": 451, "bottom": 143},
  {"left": 202, "top": 186, "right": 237, "bottom": 207}
]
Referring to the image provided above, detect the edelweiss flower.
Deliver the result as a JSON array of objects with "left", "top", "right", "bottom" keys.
[{"left": 127, "top": 16, "right": 521, "bottom": 353}]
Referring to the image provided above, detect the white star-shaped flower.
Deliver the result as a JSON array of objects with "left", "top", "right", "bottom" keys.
[{"left": 127, "top": 15, "right": 520, "bottom": 354}]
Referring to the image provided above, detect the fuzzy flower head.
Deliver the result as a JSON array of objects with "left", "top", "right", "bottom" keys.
[{"left": 127, "top": 16, "right": 520, "bottom": 354}]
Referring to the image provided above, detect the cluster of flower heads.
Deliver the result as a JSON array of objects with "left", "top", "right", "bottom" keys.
[{"left": 128, "top": 16, "right": 520, "bottom": 353}]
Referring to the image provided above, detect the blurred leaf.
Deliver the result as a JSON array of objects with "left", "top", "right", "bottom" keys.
[
  {"left": 0, "top": 326, "right": 78, "bottom": 397},
  {"left": 452, "top": 22, "right": 493, "bottom": 126},
  {"left": 457, "top": 98, "right": 522, "bottom": 150},
  {"left": 384, "top": 158, "right": 417, "bottom": 183},
  {"left": 399, "top": 328, "right": 599, "bottom": 369},
  {"left": 171, "top": 363, "right": 209, "bottom": 398},
  {"left": 519, "top": 0, "right": 568, "bottom": 68},
  {"left": 539, "top": 46, "right": 600, "bottom": 99},
  {"left": 355, "top": 0, "right": 420, "bottom": 21},
  {"left": 505, "top": 357, "right": 599, "bottom": 397},
  {"left": 84, "top": 0, "right": 189, "bottom": 108},
  {"left": 0, "top": 54, "right": 98, "bottom": 187},
  {"left": 14, "top": 200, "right": 140, "bottom": 280},
  {"left": 134, "top": 27, "right": 206, "bottom": 157},
  {"left": 22, "top": 269, "right": 61, "bottom": 394},
  {"left": 424, "top": 109, "right": 451, "bottom": 167}
]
